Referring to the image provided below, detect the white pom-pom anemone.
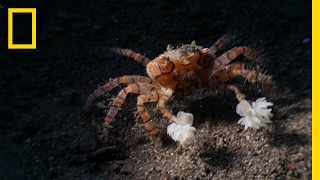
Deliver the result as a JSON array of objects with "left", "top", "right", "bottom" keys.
[
  {"left": 236, "top": 97, "right": 273, "bottom": 130},
  {"left": 167, "top": 111, "right": 196, "bottom": 147}
]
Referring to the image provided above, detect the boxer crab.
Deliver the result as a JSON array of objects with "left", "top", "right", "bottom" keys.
[{"left": 86, "top": 36, "right": 274, "bottom": 147}]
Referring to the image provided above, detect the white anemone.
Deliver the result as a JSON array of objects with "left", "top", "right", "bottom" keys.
[
  {"left": 236, "top": 97, "right": 273, "bottom": 130},
  {"left": 167, "top": 111, "right": 196, "bottom": 147}
]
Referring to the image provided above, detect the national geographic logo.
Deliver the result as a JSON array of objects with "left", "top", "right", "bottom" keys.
[{"left": 8, "top": 8, "right": 36, "bottom": 49}]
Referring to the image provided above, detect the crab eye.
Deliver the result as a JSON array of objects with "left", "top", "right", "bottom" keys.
[{"left": 157, "top": 59, "right": 174, "bottom": 74}]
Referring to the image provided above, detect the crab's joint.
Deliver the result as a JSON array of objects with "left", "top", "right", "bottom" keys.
[{"left": 202, "top": 48, "right": 209, "bottom": 54}]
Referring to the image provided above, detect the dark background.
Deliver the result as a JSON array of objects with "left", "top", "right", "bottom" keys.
[
  {"left": 1, "top": 0, "right": 311, "bottom": 179},
  {"left": 12, "top": 13, "right": 32, "bottom": 44}
]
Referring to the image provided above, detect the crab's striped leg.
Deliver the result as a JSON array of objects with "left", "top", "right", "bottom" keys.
[
  {"left": 112, "top": 48, "right": 151, "bottom": 66},
  {"left": 208, "top": 35, "right": 229, "bottom": 55},
  {"left": 137, "top": 89, "right": 163, "bottom": 136},
  {"left": 211, "top": 63, "right": 273, "bottom": 85},
  {"left": 86, "top": 75, "right": 155, "bottom": 109},
  {"left": 103, "top": 83, "right": 160, "bottom": 137},
  {"left": 209, "top": 83, "right": 246, "bottom": 102},
  {"left": 213, "top": 46, "right": 265, "bottom": 72},
  {"left": 158, "top": 87, "right": 177, "bottom": 123}
]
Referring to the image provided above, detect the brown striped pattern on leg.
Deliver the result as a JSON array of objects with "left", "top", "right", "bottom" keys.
[
  {"left": 211, "top": 63, "right": 273, "bottom": 85},
  {"left": 208, "top": 35, "right": 229, "bottom": 55},
  {"left": 86, "top": 76, "right": 154, "bottom": 109},
  {"left": 112, "top": 48, "right": 151, "bottom": 66},
  {"left": 103, "top": 83, "right": 140, "bottom": 136},
  {"left": 210, "top": 63, "right": 238, "bottom": 84},
  {"left": 214, "top": 46, "right": 264, "bottom": 70},
  {"left": 103, "top": 83, "right": 161, "bottom": 137},
  {"left": 158, "top": 88, "right": 176, "bottom": 122},
  {"left": 136, "top": 91, "right": 163, "bottom": 136},
  {"left": 232, "top": 67, "right": 273, "bottom": 85},
  {"left": 213, "top": 84, "right": 245, "bottom": 102}
]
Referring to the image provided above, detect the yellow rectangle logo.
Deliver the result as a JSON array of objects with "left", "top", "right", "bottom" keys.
[{"left": 8, "top": 8, "right": 36, "bottom": 49}]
